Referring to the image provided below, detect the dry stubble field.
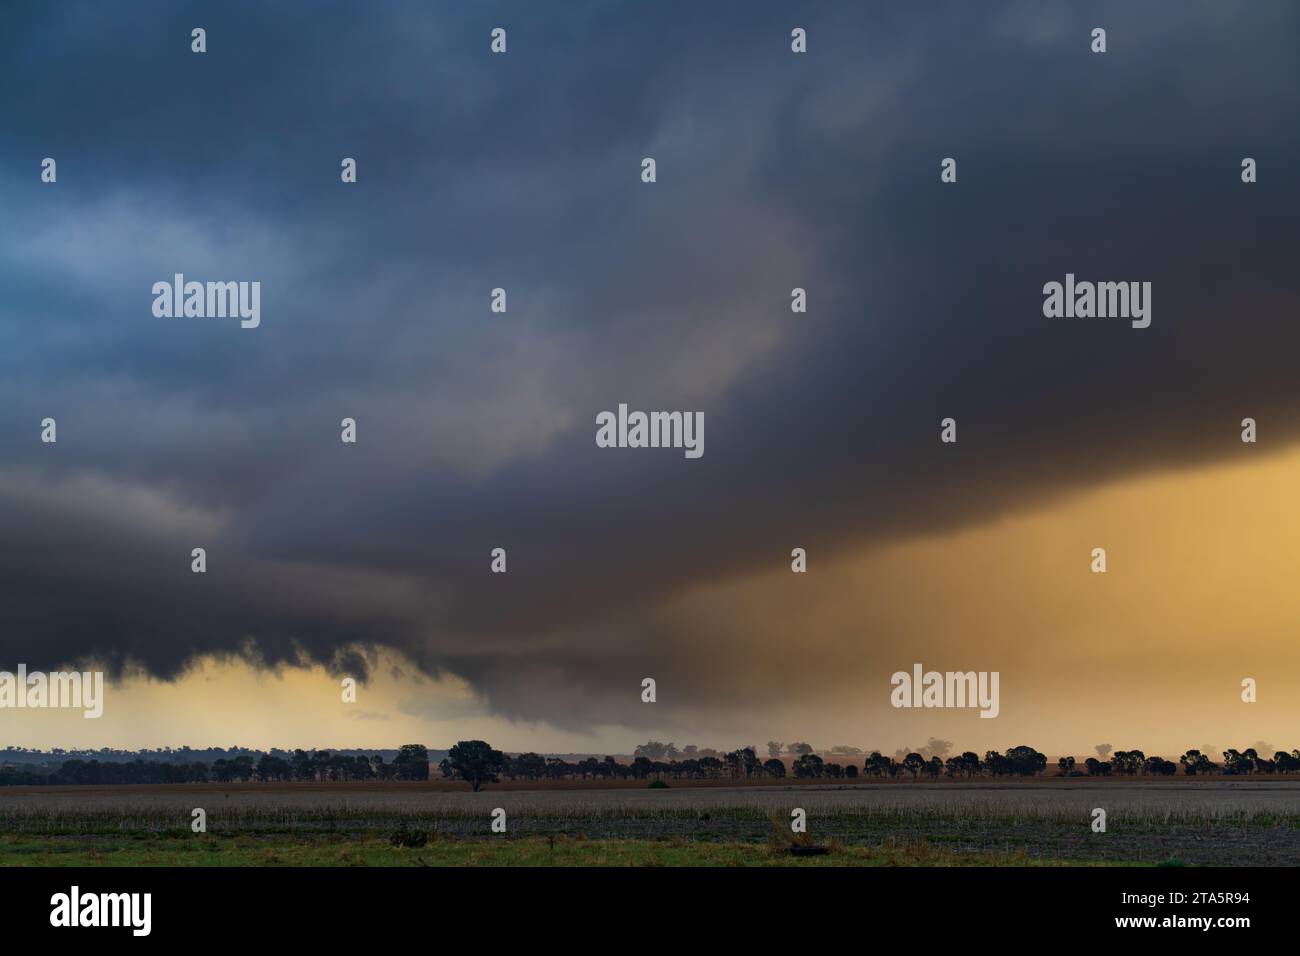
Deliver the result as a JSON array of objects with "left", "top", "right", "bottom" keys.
[{"left": 2, "top": 778, "right": 1298, "bottom": 866}]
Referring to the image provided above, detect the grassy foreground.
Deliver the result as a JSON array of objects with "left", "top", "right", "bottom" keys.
[{"left": 0, "top": 833, "right": 1133, "bottom": 867}]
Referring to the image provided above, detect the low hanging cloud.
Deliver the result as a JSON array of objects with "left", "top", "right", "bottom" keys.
[{"left": 1, "top": 1, "right": 1298, "bottom": 735}]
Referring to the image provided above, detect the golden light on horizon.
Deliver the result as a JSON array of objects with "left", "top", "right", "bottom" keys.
[{"left": 6, "top": 447, "right": 1300, "bottom": 762}]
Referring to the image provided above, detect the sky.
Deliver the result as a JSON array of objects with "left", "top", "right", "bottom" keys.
[{"left": 2, "top": 0, "right": 1299, "bottom": 758}]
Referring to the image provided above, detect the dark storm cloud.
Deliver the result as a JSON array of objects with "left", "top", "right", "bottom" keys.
[{"left": 1, "top": 1, "right": 1297, "bottom": 726}]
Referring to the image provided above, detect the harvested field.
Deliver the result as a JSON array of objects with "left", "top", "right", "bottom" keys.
[{"left": 3, "top": 779, "right": 1298, "bottom": 865}]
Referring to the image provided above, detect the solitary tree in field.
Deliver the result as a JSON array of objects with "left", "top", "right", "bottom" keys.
[{"left": 446, "top": 740, "right": 505, "bottom": 792}]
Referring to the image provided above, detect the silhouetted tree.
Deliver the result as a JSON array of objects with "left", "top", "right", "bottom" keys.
[
  {"left": 392, "top": 744, "right": 430, "bottom": 781},
  {"left": 864, "top": 751, "right": 895, "bottom": 777},
  {"left": 1111, "top": 750, "right": 1145, "bottom": 775},
  {"left": 793, "top": 753, "right": 824, "bottom": 778},
  {"left": 255, "top": 754, "right": 291, "bottom": 781},
  {"left": 1143, "top": 756, "right": 1177, "bottom": 775},
  {"left": 445, "top": 741, "right": 504, "bottom": 792},
  {"left": 1179, "top": 749, "right": 1215, "bottom": 775},
  {"left": 1274, "top": 750, "right": 1300, "bottom": 774},
  {"left": 901, "top": 753, "right": 925, "bottom": 779},
  {"left": 1222, "top": 749, "right": 1253, "bottom": 775},
  {"left": 1003, "top": 746, "right": 1047, "bottom": 776}
]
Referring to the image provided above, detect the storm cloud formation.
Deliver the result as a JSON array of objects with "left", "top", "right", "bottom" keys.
[{"left": 2, "top": 1, "right": 1298, "bottom": 733}]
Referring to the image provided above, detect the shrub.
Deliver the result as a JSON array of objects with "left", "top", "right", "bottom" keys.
[{"left": 388, "top": 828, "right": 428, "bottom": 848}]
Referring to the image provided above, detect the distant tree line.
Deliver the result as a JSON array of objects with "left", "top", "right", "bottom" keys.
[
  {"left": 1064, "top": 747, "right": 1300, "bottom": 777},
  {"left": 6, "top": 742, "right": 1299, "bottom": 788},
  {"left": 553, "top": 743, "right": 1300, "bottom": 783},
  {"left": 460, "top": 745, "right": 1046, "bottom": 782},
  {"left": 471, "top": 746, "right": 798, "bottom": 783},
  {"left": 0, "top": 745, "right": 432, "bottom": 786},
  {"left": 0, "top": 744, "right": 418, "bottom": 766}
]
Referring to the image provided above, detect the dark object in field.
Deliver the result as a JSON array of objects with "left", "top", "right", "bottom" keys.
[
  {"left": 389, "top": 828, "right": 429, "bottom": 849},
  {"left": 786, "top": 845, "right": 830, "bottom": 856},
  {"left": 648, "top": 780, "right": 670, "bottom": 789}
]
